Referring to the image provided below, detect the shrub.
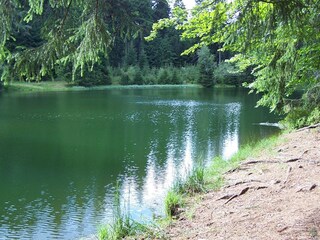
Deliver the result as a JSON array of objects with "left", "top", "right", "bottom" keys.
[
  {"left": 133, "top": 68, "right": 144, "bottom": 85},
  {"left": 174, "top": 166, "right": 206, "bottom": 195},
  {"left": 76, "top": 66, "right": 112, "bottom": 87},
  {"left": 282, "top": 84, "right": 320, "bottom": 128},
  {"left": 164, "top": 190, "right": 183, "bottom": 218},
  {"left": 144, "top": 74, "right": 157, "bottom": 85},
  {"left": 171, "top": 68, "right": 182, "bottom": 84},
  {"left": 120, "top": 72, "right": 130, "bottom": 85},
  {"left": 214, "top": 61, "right": 248, "bottom": 87},
  {"left": 157, "top": 68, "right": 170, "bottom": 84},
  {"left": 181, "top": 65, "right": 200, "bottom": 84},
  {"left": 197, "top": 46, "right": 216, "bottom": 88}
]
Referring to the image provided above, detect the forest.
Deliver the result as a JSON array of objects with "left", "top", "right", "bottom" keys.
[
  {"left": 1, "top": 1, "right": 319, "bottom": 239},
  {"left": 0, "top": 0, "right": 319, "bottom": 127}
]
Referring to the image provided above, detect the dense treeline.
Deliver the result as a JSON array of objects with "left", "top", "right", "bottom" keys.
[
  {"left": 1, "top": 0, "right": 318, "bottom": 127},
  {"left": 0, "top": 0, "right": 246, "bottom": 88},
  {"left": 149, "top": 0, "right": 320, "bottom": 127}
]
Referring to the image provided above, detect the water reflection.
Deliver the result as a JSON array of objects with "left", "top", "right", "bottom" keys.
[{"left": 0, "top": 87, "right": 279, "bottom": 239}]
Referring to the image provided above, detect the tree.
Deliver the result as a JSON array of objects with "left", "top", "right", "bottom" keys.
[
  {"left": 0, "top": 0, "right": 137, "bottom": 82},
  {"left": 153, "top": 0, "right": 170, "bottom": 21},
  {"left": 197, "top": 46, "right": 215, "bottom": 88},
  {"left": 148, "top": 0, "right": 320, "bottom": 127},
  {"left": 173, "top": 0, "right": 186, "bottom": 9},
  {"left": 124, "top": 43, "right": 137, "bottom": 66}
]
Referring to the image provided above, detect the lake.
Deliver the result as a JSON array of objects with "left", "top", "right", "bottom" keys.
[{"left": 0, "top": 86, "right": 280, "bottom": 239}]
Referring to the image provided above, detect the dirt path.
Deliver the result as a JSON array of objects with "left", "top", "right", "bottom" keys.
[{"left": 166, "top": 126, "right": 320, "bottom": 240}]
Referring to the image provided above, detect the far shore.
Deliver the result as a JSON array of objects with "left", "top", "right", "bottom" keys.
[{"left": 2, "top": 81, "right": 238, "bottom": 94}]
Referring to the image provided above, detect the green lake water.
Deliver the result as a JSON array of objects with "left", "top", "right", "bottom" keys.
[{"left": 0, "top": 86, "right": 280, "bottom": 239}]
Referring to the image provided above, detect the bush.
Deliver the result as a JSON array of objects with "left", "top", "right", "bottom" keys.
[
  {"left": 171, "top": 69, "right": 182, "bottom": 84},
  {"left": 214, "top": 61, "right": 255, "bottom": 87},
  {"left": 197, "top": 46, "right": 215, "bottom": 88},
  {"left": 143, "top": 73, "right": 157, "bottom": 85},
  {"left": 133, "top": 68, "right": 144, "bottom": 85},
  {"left": 282, "top": 84, "right": 320, "bottom": 129},
  {"left": 181, "top": 65, "right": 200, "bottom": 84},
  {"left": 76, "top": 66, "right": 112, "bottom": 87},
  {"left": 174, "top": 166, "right": 206, "bottom": 195},
  {"left": 157, "top": 68, "right": 170, "bottom": 84},
  {"left": 164, "top": 190, "right": 183, "bottom": 218},
  {"left": 283, "top": 105, "right": 320, "bottom": 129},
  {"left": 120, "top": 72, "right": 130, "bottom": 85}
]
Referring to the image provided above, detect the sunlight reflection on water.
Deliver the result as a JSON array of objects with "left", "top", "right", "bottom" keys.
[{"left": 0, "top": 88, "right": 279, "bottom": 239}]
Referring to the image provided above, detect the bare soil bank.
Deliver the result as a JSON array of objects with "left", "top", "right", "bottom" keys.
[{"left": 166, "top": 125, "right": 320, "bottom": 240}]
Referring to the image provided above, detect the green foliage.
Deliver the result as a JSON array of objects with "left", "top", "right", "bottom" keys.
[
  {"left": 138, "top": 49, "right": 149, "bottom": 69},
  {"left": 98, "top": 184, "right": 150, "bottom": 240},
  {"left": 171, "top": 69, "right": 182, "bottom": 84},
  {"left": 180, "top": 65, "right": 200, "bottom": 84},
  {"left": 133, "top": 69, "right": 144, "bottom": 85},
  {"left": 164, "top": 190, "right": 183, "bottom": 218},
  {"left": 75, "top": 65, "right": 112, "bottom": 87},
  {"left": 205, "top": 135, "right": 281, "bottom": 190},
  {"left": 97, "top": 182, "right": 169, "bottom": 240},
  {"left": 175, "top": 166, "right": 206, "bottom": 195},
  {"left": 140, "top": 67, "right": 155, "bottom": 85},
  {"left": 214, "top": 61, "right": 252, "bottom": 87},
  {"left": 1, "top": 0, "right": 198, "bottom": 87},
  {"left": 113, "top": 66, "right": 199, "bottom": 86},
  {"left": 1, "top": 0, "right": 137, "bottom": 83},
  {"left": 164, "top": 165, "right": 206, "bottom": 218},
  {"left": 157, "top": 68, "right": 170, "bottom": 84},
  {"left": 197, "top": 46, "right": 215, "bottom": 88},
  {"left": 120, "top": 72, "right": 130, "bottom": 85},
  {"left": 98, "top": 226, "right": 109, "bottom": 240},
  {"left": 148, "top": 0, "right": 320, "bottom": 127},
  {"left": 67, "top": 16, "right": 112, "bottom": 79},
  {"left": 124, "top": 43, "right": 137, "bottom": 67}
]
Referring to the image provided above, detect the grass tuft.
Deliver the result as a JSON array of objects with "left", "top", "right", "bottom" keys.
[
  {"left": 164, "top": 190, "right": 184, "bottom": 218},
  {"left": 205, "top": 135, "right": 282, "bottom": 190},
  {"left": 174, "top": 166, "right": 206, "bottom": 195},
  {"left": 164, "top": 165, "right": 206, "bottom": 218}
]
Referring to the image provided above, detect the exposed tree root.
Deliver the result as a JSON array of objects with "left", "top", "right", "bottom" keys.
[
  {"left": 296, "top": 123, "right": 320, "bottom": 132},
  {"left": 224, "top": 187, "right": 250, "bottom": 204}
]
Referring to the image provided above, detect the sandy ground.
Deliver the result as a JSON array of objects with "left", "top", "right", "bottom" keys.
[{"left": 166, "top": 125, "right": 320, "bottom": 240}]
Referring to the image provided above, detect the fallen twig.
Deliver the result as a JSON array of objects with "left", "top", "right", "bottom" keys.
[
  {"left": 285, "top": 150, "right": 308, "bottom": 163},
  {"left": 225, "top": 166, "right": 249, "bottom": 174},
  {"left": 224, "top": 187, "right": 250, "bottom": 204},
  {"left": 285, "top": 158, "right": 301, "bottom": 163},
  {"left": 283, "top": 166, "right": 292, "bottom": 184},
  {"left": 277, "top": 226, "right": 289, "bottom": 233},
  {"left": 242, "top": 160, "right": 279, "bottom": 165},
  {"left": 255, "top": 186, "right": 268, "bottom": 190},
  {"left": 217, "top": 194, "right": 234, "bottom": 200},
  {"left": 225, "top": 179, "right": 262, "bottom": 188}
]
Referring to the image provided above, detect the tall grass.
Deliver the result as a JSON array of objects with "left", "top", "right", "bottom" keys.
[
  {"left": 97, "top": 183, "right": 168, "bottom": 240},
  {"left": 98, "top": 135, "right": 283, "bottom": 237},
  {"left": 174, "top": 166, "right": 205, "bottom": 195},
  {"left": 98, "top": 185, "right": 148, "bottom": 240},
  {"left": 164, "top": 190, "right": 184, "bottom": 218},
  {"left": 164, "top": 135, "right": 282, "bottom": 219},
  {"left": 164, "top": 166, "right": 206, "bottom": 218}
]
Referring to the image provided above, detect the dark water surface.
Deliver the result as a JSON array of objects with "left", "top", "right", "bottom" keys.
[{"left": 0, "top": 86, "right": 279, "bottom": 239}]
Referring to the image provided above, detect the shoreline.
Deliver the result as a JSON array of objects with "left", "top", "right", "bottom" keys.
[
  {"left": 164, "top": 125, "right": 320, "bottom": 239},
  {"left": 2, "top": 81, "right": 237, "bottom": 95}
]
